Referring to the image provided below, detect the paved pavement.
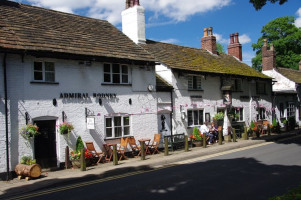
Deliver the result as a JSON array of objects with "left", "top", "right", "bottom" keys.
[{"left": 1, "top": 129, "right": 300, "bottom": 199}]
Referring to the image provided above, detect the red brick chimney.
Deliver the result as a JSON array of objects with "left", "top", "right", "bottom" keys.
[
  {"left": 201, "top": 27, "right": 217, "bottom": 54},
  {"left": 228, "top": 32, "right": 242, "bottom": 61},
  {"left": 262, "top": 39, "right": 276, "bottom": 71},
  {"left": 126, "top": 0, "right": 139, "bottom": 9}
]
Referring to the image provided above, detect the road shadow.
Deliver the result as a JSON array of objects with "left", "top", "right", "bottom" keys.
[{"left": 1, "top": 156, "right": 301, "bottom": 200}]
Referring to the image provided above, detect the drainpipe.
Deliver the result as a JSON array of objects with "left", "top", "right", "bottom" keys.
[
  {"left": 170, "top": 89, "right": 173, "bottom": 138},
  {"left": 3, "top": 53, "right": 10, "bottom": 180}
]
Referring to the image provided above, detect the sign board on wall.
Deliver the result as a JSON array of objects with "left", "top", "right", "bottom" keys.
[{"left": 87, "top": 117, "right": 95, "bottom": 130}]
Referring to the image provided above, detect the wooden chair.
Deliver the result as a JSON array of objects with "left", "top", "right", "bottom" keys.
[
  {"left": 128, "top": 136, "right": 140, "bottom": 157},
  {"left": 117, "top": 137, "right": 129, "bottom": 161},
  {"left": 149, "top": 134, "right": 161, "bottom": 155},
  {"left": 85, "top": 142, "right": 104, "bottom": 164},
  {"left": 103, "top": 144, "right": 113, "bottom": 162}
]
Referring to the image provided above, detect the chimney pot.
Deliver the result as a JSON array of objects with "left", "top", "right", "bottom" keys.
[
  {"left": 230, "top": 34, "right": 234, "bottom": 44},
  {"left": 263, "top": 38, "right": 267, "bottom": 47},
  {"left": 234, "top": 32, "right": 239, "bottom": 43},
  {"left": 208, "top": 27, "right": 213, "bottom": 36},
  {"left": 203, "top": 28, "right": 208, "bottom": 37}
]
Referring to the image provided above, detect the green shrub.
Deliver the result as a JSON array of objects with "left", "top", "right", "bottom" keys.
[
  {"left": 76, "top": 136, "right": 84, "bottom": 152},
  {"left": 269, "top": 184, "right": 301, "bottom": 200},
  {"left": 20, "top": 156, "right": 36, "bottom": 165}
]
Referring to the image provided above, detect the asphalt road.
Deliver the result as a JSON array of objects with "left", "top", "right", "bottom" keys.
[{"left": 15, "top": 136, "right": 301, "bottom": 200}]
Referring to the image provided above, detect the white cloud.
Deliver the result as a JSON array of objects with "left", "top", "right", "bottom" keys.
[
  {"left": 295, "top": 7, "right": 301, "bottom": 27},
  {"left": 215, "top": 33, "right": 251, "bottom": 45},
  {"left": 239, "top": 34, "right": 251, "bottom": 44},
  {"left": 15, "top": 0, "right": 232, "bottom": 25},
  {"left": 214, "top": 33, "right": 229, "bottom": 44},
  {"left": 160, "top": 38, "right": 179, "bottom": 44}
]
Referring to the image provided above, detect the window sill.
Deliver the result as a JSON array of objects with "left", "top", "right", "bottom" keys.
[
  {"left": 101, "top": 83, "right": 132, "bottom": 86},
  {"left": 105, "top": 136, "right": 132, "bottom": 141},
  {"left": 188, "top": 89, "right": 204, "bottom": 92},
  {"left": 30, "top": 81, "right": 59, "bottom": 85}
]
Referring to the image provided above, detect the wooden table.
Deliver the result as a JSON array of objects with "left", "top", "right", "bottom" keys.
[{"left": 138, "top": 138, "right": 151, "bottom": 157}]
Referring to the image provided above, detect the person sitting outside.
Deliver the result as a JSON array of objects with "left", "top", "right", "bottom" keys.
[
  {"left": 209, "top": 122, "right": 218, "bottom": 143},
  {"left": 199, "top": 122, "right": 214, "bottom": 144}
]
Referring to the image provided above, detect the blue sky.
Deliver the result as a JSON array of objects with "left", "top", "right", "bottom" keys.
[{"left": 14, "top": 0, "right": 301, "bottom": 66}]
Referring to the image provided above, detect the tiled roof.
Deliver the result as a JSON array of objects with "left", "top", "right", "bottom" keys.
[
  {"left": 142, "top": 40, "right": 270, "bottom": 79},
  {"left": 277, "top": 67, "right": 301, "bottom": 84},
  {"left": 0, "top": 1, "right": 155, "bottom": 63}
]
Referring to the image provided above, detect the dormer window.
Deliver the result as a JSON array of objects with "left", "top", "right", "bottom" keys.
[
  {"left": 103, "top": 63, "right": 130, "bottom": 84},
  {"left": 33, "top": 61, "right": 55, "bottom": 82}
]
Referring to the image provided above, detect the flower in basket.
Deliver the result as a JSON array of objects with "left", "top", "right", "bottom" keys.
[
  {"left": 190, "top": 126, "right": 203, "bottom": 141},
  {"left": 84, "top": 149, "right": 93, "bottom": 159},
  {"left": 58, "top": 122, "right": 74, "bottom": 135},
  {"left": 70, "top": 150, "right": 81, "bottom": 161},
  {"left": 19, "top": 123, "right": 39, "bottom": 139}
]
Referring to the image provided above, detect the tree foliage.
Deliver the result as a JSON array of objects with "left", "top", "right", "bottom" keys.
[
  {"left": 252, "top": 16, "right": 301, "bottom": 71},
  {"left": 249, "top": 0, "right": 288, "bottom": 10},
  {"left": 217, "top": 42, "right": 225, "bottom": 54}
]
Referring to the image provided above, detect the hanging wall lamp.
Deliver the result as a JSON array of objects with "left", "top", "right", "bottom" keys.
[
  {"left": 53, "top": 98, "right": 57, "bottom": 106},
  {"left": 99, "top": 98, "right": 102, "bottom": 106},
  {"left": 129, "top": 98, "right": 132, "bottom": 105}
]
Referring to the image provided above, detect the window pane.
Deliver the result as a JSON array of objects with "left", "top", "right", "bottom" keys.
[
  {"left": 112, "top": 64, "right": 120, "bottom": 73},
  {"left": 104, "top": 73, "right": 111, "bottom": 83},
  {"left": 193, "top": 110, "right": 198, "bottom": 125},
  {"left": 115, "top": 127, "right": 122, "bottom": 137},
  {"left": 45, "top": 62, "right": 54, "bottom": 71},
  {"left": 106, "top": 118, "right": 112, "bottom": 128},
  {"left": 106, "top": 128, "right": 112, "bottom": 137},
  {"left": 45, "top": 72, "right": 55, "bottom": 82},
  {"left": 122, "top": 65, "right": 128, "bottom": 74},
  {"left": 188, "top": 76, "right": 193, "bottom": 90},
  {"left": 124, "top": 117, "right": 129, "bottom": 126},
  {"left": 34, "top": 62, "right": 42, "bottom": 71},
  {"left": 199, "top": 110, "right": 203, "bottom": 124},
  {"left": 114, "top": 117, "right": 121, "bottom": 126},
  {"left": 240, "top": 108, "right": 243, "bottom": 121},
  {"left": 122, "top": 75, "right": 128, "bottom": 83},
  {"left": 193, "top": 76, "right": 197, "bottom": 90},
  {"left": 187, "top": 111, "right": 193, "bottom": 126},
  {"left": 34, "top": 72, "right": 43, "bottom": 80},
  {"left": 124, "top": 127, "right": 130, "bottom": 136},
  {"left": 113, "top": 74, "right": 120, "bottom": 83},
  {"left": 104, "top": 64, "right": 111, "bottom": 73}
]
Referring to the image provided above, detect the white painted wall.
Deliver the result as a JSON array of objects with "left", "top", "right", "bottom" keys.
[
  {"left": 0, "top": 54, "right": 157, "bottom": 174},
  {"left": 157, "top": 65, "right": 272, "bottom": 136},
  {"left": 122, "top": 6, "right": 146, "bottom": 44}
]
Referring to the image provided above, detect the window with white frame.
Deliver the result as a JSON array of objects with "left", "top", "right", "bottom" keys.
[
  {"left": 103, "top": 63, "right": 129, "bottom": 84},
  {"left": 257, "top": 108, "right": 266, "bottom": 120},
  {"left": 287, "top": 102, "right": 295, "bottom": 117},
  {"left": 187, "top": 110, "right": 204, "bottom": 126},
  {"left": 233, "top": 107, "right": 243, "bottom": 121},
  {"left": 33, "top": 61, "right": 55, "bottom": 82},
  {"left": 105, "top": 115, "right": 130, "bottom": 138},
  {"left": 188, "top": 76, "right": 202, "bottom": 90}
]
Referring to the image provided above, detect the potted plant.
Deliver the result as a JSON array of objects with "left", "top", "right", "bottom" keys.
[
  {"left": 15, "top": 156, "right": 41, "bottom": 180},
  {"left": 213, "top": 112, "right": 224, "bottom": 126},
  {"left": 19, "top": 123, "right": 39, "bottom": 140},
  {"left": 189, "top": 126, "right": 203, "bottom": 147},
  {"left": 70, "top": 136, "right": 93, "bottom": 168},
  {"left": 58, "top": 122, "right": 74, "bottom": 135}
]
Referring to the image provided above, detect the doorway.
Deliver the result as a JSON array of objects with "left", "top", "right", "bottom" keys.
[{"left": 34, "top": 120, "right": 57, "bottom": 169}]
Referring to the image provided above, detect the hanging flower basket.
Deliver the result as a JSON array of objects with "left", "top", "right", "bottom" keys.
[
  {"left": 58, "top": 122, "right": 74, "bottom": 135},
  {"left": 19, "top": 124, "right": 40, "bottom": 140}
]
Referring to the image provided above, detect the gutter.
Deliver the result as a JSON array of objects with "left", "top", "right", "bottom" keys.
[{"left": 3, "top": 53, "right": 10, "bottom": 180}]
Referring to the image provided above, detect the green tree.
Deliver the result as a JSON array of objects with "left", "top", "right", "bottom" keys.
[
  {"left": 252, "top": 16, "right": 301, "bottom": 71},
  {"left": 249, "top": 0, "right": 288, "bottom": 10},
  {"left": 217, "top": 42, "right": 225, "bottom": 54}
]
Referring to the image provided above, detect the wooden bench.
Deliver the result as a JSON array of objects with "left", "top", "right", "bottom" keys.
[{"left": 164, "top": 133, "right": 186, "bottom": 150}]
